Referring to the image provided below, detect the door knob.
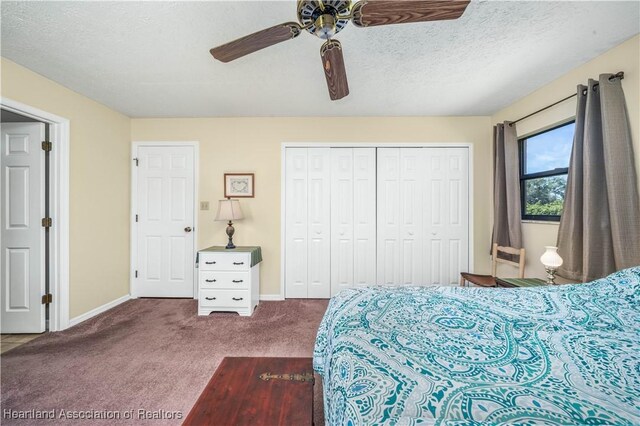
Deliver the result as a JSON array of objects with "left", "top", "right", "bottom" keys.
[{"left": 184, "top": 227, "right": 192, "bottom": 233}]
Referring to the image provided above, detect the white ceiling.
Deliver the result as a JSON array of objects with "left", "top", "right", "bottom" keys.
[{"left": 1, "top": 1, "right": 639, "bottom": 117}]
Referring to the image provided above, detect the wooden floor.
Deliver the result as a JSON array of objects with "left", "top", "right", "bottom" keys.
[
  {"left": 184, "top": 357, "right": 314, "bottom": 426},
  {"left": 0, "top": 334, "right": 43, "bottom": 354}
]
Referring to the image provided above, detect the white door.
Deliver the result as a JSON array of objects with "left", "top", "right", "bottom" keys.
[
  {"left": 377, "top": 148, "right": 424, "bottom": 285},
  {"left": 284, "top": 148, "right": 308, "bottom": 298},
  {"left": 423, "top": 148, "right": 469, "bottom": 285},
  {"left": 285, "top": 147, "right": 331, "bottom": 298},
  {"left": 353, "top": 148, "right": 377, "bottom": 287},
  {"left": 331, "top": 148, "right": 354, "bottom": 296},
  {"left": 377, "top": 148, "right": 401, "bottom": 285},
  {"left": 307, "top": 148, "right": 331, "bottom": 298},
  {"left": 399, "top": 148, "right": 424, "bottom": 285},
  {"left": 331, "top": 148, "right": 376, "bottom": 296},
  {"left": 1, "top": 122, "right": 46, "bottom": 333},
  {"left": 134, "top": 145, "right": 195, "bottom": 297}
]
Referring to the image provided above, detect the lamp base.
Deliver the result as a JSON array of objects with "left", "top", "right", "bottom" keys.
[
  {"left": 544, "top": 266, "right": 558, "bottom": 285},
  {"left": 225, "top": 221, "right": 236, "bottom": 249}
]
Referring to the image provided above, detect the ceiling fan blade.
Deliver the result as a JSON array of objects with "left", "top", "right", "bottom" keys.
[
  {"left": 210, "top": 22, "right": 302, "bottom": 63},
  {"left": 320, "top": 40, "right": 349, "bottom": 101},
  {"left": 351, "top": 0, "right": 470, "bottom": 27}
]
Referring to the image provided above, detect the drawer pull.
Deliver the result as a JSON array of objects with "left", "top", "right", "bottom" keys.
[
  {"left": 232, "top": 297, "right": 244, "bottom": 301},
  {"left": 205, "top": 296, "right": 217, "bottom": 300},
  {"left": 232, "top": 279, "right": 244, "bottom": 283},
  {"left": 233, "top": 262, "right": 244, "bottom": 265},
  {"left": 205, "top": 261, "right": 216, "bottom": 265},
  {"left": 205, "top": 279, "right": 217, "bottom": 283}
]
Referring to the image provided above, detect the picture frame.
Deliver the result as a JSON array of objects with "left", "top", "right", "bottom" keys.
[{"left": 224, "top": 173, "right": 255, "bottom": 198}]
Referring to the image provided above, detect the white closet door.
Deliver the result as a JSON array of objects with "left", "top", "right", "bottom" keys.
[
  {"left": 331, "top": 149, "right": 354, "bottom": 296},
  {"left": 331, "top": 148, "right": 376, "bottom": 296},
  {"left": 424, "top": 148, "right": 469, "bottom": 285},
  {"left": 377, "top": 148, "right": 424, "bottom": 285},
  {"left": 377, "top": 148, "right": 401, "bottom": 285},
  {"left": 399, "top": 148, "right": 424, "bottom": 285},
  {"left": 307, "top": 148, "right": 331, "bottom": 298},
  {"left": 352, "top": 148, "right": 376, "bottom": 287},
  {"left": 285, "top": 148, "right": 308, "bottom": 298}
]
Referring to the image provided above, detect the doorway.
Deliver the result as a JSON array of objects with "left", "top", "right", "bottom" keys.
[
  {"left": 131, "top": 142, "right": 199, "bottom": 298},
  {"left": 0, "top": 99, "right": 70, "bottom": 333}
]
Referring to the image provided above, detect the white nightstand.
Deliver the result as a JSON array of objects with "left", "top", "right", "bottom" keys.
[{"left": 197, "top": 246, "right": 261, "bottom": 316}]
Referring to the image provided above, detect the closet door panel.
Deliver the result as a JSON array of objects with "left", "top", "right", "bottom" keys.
[
  {"left": 353, "top": 148, "right": 377, "bottom": 287},
  {"left": 331, "top": 148, "right": 354, "bottom": 296},
  {"left": 400, "top": 148, "right": 424, "bottom": 285},
  {"left": 307, "top": 148, "right": 331, "bottom": 298},
  {"left": 445, "top": 148, "right": 469, "bottom": 285},
  {"left": 285, "top": 148, "right": 308, "bottom": 297},
  {"left": 423, "top": 148, "right": 469, "bottom": 285},
  {"left": 424, "top": 148, "right": 446, "bottom": 285},
  {"left": 377, "top": 148, "right": 400, "bottom": 285}
]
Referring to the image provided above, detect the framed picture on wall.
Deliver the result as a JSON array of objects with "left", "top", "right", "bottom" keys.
[{"left": 224, "top": 173, "right": 255, "bottom": 198}]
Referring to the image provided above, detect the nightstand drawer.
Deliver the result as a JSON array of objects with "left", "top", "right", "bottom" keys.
[
  {"left": 199, "top": 253, "right": 251, "bottom": 271},
  {"left": 200, "top": 271, "right": 250, "bottom": 289},
  {"left": 199, "top": 289, "right": 249, "bottom": 308}
]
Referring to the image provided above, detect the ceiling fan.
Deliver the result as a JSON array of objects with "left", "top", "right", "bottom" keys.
[{"left": 210, "top": 1, "right": 470, "bottom": 101}]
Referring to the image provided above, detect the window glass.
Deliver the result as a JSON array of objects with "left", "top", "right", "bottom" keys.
[
  {"left": 523, "top": 175, "right": 567, "bottom": 216},
  {"left": 519, "top": 121, "right": 574, "bottom": 221},
  {"left": 524, "top": 122, "right": 574, "bottom": 174}
]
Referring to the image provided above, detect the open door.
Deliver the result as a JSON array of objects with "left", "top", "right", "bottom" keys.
[{"left": 1, "top": 122, "right": 47, "bottom": 333}]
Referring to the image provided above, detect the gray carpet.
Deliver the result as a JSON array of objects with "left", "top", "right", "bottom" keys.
[{"left": 1, "top": 298, "right": 329, "bottom": 425}]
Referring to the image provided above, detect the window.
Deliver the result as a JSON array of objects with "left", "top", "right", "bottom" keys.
[{"left": 519, "top": 121, "right": 575, "bottom": 221}]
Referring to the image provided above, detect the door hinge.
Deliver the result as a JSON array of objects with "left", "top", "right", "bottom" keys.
[
  {"left": 135, "top": 214, "right": 139, "bottom": 222},
  {"left": 41, "top": 293, "right": 53, "bottom": 304},
  {"left": 41, "top": 141, "right": 52, "bottom": 152},
  {"left": 135, "top": 270, "right": 138, "bottom": 278},
  {"left": 133, "top": 158, "right": 139, "bottom": 167},
  {"left": 42, "top": 217, "right": 52, "bottom": 228}
]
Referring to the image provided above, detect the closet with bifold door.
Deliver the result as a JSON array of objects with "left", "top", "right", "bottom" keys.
[{"left": 284, "top": 145, "right": 470, "bottom": 298}]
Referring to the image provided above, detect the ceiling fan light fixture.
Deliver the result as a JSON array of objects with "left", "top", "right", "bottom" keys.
[{"left": 314, "top": 14, "right": 338, "bottom": 39}]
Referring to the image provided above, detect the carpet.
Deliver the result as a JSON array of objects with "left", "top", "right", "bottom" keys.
[{"left": 1, "top": 298, "right": 329, "bottom": 425}]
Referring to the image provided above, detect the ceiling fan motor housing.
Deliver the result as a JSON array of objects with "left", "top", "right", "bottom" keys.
[{"left": 298, "top": 0, "right": 351, "bottom": 39}]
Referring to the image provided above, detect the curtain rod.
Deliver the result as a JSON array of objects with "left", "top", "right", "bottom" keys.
[{"left": 509, "top": 71, "right": 624, "bottom": 126}]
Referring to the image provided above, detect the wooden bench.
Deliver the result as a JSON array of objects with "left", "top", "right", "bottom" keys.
[{"left": 183, "top": 357, "right": 314, "bottom": 426}]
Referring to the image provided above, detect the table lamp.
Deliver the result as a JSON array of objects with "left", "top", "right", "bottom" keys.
[
  {"left": 215, "top": 198, "right": 244, "bottom": 249},
  {"left": 540, "top": 246, "right": 563, "bottom": 285}
]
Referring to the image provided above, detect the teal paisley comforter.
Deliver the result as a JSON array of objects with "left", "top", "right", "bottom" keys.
[{"left": 313, "top": 267, "right": 640, "bottom": 425}]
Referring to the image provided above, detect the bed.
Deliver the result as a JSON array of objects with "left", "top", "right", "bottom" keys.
[{"left": 313, "top": 267, "right": 640, "bottom": 425}]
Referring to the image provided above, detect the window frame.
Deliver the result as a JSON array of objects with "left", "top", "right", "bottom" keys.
[{"left": 518, "top": 120, "right": 574, "bottom": 222}]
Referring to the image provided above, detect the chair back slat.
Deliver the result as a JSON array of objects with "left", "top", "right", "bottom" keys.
[
  {"left": 491, "top": 243, "right": 526, "bottom": 279},
  {"left": 496, "top": 245, "right": 522, "bottom": 255}
]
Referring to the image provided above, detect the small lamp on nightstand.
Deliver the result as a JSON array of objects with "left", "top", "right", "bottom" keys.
[
  {"left": 540, "top": 246, "right": 563, "bottom": 285},
  {"left": 215, "top": 198, "right": 244, "bottom": 249}
]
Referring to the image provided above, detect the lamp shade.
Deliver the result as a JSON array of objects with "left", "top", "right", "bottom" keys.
[
  {"left": 215, "top": 199, "right": 244, "bottom": 221},
  {"left": 540, "top": 246, "right": 563, "bottom": 268}
]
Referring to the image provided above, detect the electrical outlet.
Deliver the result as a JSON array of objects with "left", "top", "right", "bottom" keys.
[{"left": 200, "top": 201, "right": 210, "bottom": 211}]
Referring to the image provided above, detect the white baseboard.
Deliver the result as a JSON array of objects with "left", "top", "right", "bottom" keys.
[
  {"left": 68, "top": 294, "right": 131, "bottom": 328},
  {"left": 259, "top": 294, "right": 284, "bottom": 301}
]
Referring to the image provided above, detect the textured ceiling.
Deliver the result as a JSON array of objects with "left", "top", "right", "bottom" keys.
[{"left": 1, "top": 1, "right": 639, "bottom": 117}]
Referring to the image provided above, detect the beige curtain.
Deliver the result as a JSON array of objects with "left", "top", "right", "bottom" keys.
[
  {"left": 492, "top": 122, "right": 522, "bottom": 255},
  {"left": 557, "top": 74, "right": 640, "bottom": 282}
]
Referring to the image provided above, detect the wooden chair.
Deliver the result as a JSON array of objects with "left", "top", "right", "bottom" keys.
[{"left": 460, "top": 243, "right": 525, "bottom": 287}]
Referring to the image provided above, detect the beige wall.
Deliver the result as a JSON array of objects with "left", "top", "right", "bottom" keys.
[
  {"left": 131, "top": 117, "right": 492, "bottom": 295},
  {"left": 1, "top": 58, "right": 131, "bottom": 318},
  {"left": 491, "top": 35, "right": 640, "bottom": 280}
]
